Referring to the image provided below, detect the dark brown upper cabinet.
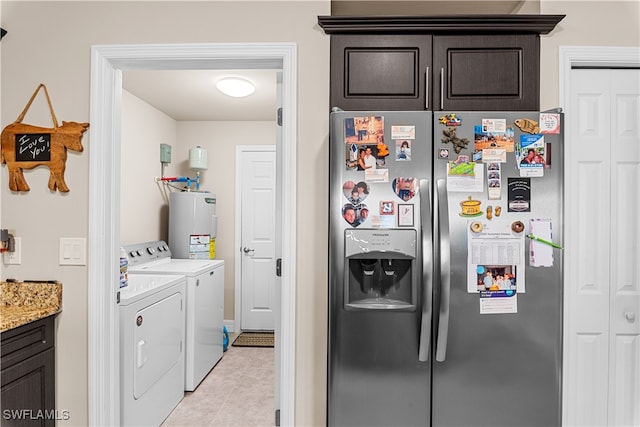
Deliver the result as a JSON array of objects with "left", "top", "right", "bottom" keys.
[
  {"left": 432, "top": 34, "right": 539, "bottom": 111},
  {"left": 331, "top": 34, "right": 432, "bottom": 111},
  {"left": 318, "top": 15, "right": 564, "bottom": 112}
]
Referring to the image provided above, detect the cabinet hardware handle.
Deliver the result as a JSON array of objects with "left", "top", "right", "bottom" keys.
[
  {"left": 440, "top": 67, "right": 444, "bottom": 111},
  {"left": 425, "top": 66, "right": 429, "bottom": 110}
]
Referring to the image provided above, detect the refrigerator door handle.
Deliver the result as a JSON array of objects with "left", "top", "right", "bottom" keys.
[
  {"left": 435, "top": 179, "right": 451, "bottom": 362},
  {"left": 418, "top": 179, "right": 433, "bottom": 362}
]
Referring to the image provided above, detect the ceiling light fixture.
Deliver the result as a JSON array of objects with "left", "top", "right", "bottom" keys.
[{"left": 216, "top": 77, "right": 256, "bottom": 98}]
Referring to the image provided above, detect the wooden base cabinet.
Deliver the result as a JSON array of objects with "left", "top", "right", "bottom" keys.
[
  {"left": 1, "top": 316, "right": 56, "bottom": 427},
  {"left": 318, "top": 15, "right": 564, "bottom": 112}
]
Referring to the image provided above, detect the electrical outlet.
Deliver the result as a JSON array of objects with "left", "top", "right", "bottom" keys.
[{"left": 3, "top": 237, "right": 21, "bottom": 265}]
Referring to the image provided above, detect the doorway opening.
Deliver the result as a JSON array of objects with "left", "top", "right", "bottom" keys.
[{"left": 88, "top": 43, "right": 297, "bottom": 426}]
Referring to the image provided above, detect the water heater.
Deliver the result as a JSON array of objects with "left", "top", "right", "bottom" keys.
[{"left": 168, "top": 191, "right": 217, "bottom": 259}]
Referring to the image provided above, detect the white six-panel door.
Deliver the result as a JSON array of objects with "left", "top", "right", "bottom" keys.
[
  {"left": 566, "top": 68, "right": 640, "bottom": 426},
  {"left": 239, "top": 146, "right": 277, "bottom": 331}
]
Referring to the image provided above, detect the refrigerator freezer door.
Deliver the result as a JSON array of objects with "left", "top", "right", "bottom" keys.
[
  {"left": 431, "top": 111, "right": 563, "bottom": 427},
  {"left": 328, "top": 111, "right": 433, "bottom": 426}
]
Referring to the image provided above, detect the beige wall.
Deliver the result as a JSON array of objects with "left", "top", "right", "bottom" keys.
[
  {"left": 1, "top": 1, "right": 330, "bottom": 426},
  {"left": 1, "top": 1, "right": 638, "bottom": 426},
  {"left": 331, "top": 0, "right": 541, "bottom": 15},
  {"left": 539, "top": 0, "right": 640, "bottom": 109}
]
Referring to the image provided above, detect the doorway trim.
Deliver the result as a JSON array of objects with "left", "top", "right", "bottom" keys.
[
  {"left": 234, "top": 145, "right": 277, "bottom": 332},
  {"left": 559, "top": 45, "right": 640, "bottom": 426},
  {"left": 88, "top": 43, "right": 297, "bottom": 426}
]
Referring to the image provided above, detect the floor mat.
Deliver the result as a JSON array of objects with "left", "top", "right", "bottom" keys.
[{"left": 232, "top": 332, "right": 274, "bottom": 348}]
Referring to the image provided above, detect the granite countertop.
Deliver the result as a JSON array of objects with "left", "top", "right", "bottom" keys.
[{"left": 1, "top": 281, "right": 62, "bottom": 332}]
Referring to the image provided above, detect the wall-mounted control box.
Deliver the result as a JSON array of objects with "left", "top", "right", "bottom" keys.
[{"left": 160, "top": 143, "right": 172, "bottom": 164}]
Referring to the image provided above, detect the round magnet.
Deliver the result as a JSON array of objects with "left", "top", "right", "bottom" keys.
[{"left": 511, "top": 221, "right": 525, "bottom": 233}]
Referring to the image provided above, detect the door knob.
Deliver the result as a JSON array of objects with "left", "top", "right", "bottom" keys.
[
  {"left": 243, "top": 247, "right": 255, "bottom": 254},
  {"left": 624, "top": 312, "right": 636, "bottom": 323}
]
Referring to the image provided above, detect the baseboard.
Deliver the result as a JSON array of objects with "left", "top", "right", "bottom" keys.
[{"left": 223, "top": 319, "right": 236, "bottom": 333}]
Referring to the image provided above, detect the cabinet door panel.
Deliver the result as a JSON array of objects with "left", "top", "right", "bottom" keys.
[
  {"left": 347, "top": 50, "right": 417, "bottom": 96},
  {"left": 331, "top": 35, "right": 432, "bottom": 111},
  {"left": 1, "top": 348, "right": 55, "bottom": 427},
  {"left": 433, "top": 35, "right": 539, "bottom": 111}
]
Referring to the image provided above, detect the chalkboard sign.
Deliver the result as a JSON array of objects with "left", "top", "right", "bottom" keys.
[{"left": 15, "top": 133, "right": 51, "bottom": 162}]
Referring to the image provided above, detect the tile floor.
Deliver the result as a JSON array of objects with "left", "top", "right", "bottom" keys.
[{"left": 162, "top": 340, "right": 275, "bottom": 427}]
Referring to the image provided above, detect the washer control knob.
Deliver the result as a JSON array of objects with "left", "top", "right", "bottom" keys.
[{"left": 147, "top": 247, "right": 155, "bottom": 255}]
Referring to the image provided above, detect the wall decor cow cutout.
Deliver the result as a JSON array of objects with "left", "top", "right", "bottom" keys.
[{"left": 1, "top": 83, "right": 89, "bottom": 192}]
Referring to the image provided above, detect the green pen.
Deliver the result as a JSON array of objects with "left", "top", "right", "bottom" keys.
[{"left": 527, "top": 234, "right": 563, "bottom": 250}]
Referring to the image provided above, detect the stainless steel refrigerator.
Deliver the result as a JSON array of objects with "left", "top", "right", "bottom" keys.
[{"left": 328, "top": 110, "right": 563, "bottom": 426}]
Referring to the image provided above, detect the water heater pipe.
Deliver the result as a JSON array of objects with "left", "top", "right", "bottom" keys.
[{"left": 157, "top": 176, "right": 200, "bottom": 191}]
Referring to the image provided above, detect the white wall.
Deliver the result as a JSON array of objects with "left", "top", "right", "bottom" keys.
[{"left": 121, "top": 90, "right": 179, "bottom": 244}]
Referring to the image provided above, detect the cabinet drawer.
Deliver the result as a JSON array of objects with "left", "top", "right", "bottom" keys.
[{"left": 1, "top": 316, "right": 55, "bottom": 369}]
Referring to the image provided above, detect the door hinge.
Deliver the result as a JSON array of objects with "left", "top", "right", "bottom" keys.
[
  {"left": 276, "top": 258, "right": 282, "bottom": 277},
  {"left": 277, "top": 108, "right": 283, "bottom": 126},
  {"left": 116, "top": 291, "right": 120, "bottom": 304}
]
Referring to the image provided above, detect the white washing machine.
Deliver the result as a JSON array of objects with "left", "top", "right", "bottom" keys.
[
  {"left": 125, "top": 240, "right": 225, "bottom": 391},
  {"left": 119, "top": 274, "right": 186, "bottom": 427}
]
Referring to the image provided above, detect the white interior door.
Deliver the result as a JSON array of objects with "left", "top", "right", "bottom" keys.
[
  {"left": 566, "top": 67, "right": 640, "bottom": 426},
  {"left": 239, "top": 146, "right": 276, "bottom": 331}
]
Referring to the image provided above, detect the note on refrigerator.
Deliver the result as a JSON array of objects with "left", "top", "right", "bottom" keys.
[
  {"left": 529, "top": 219, "right": 554, "bottom": 267},
  {"left": 479, "top": 290, "right": 518, "bottom": 314}
]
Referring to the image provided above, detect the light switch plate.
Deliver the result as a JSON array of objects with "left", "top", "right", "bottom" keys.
[
  {"left": 59, "top": 237, "right": 87, "bottom": 266},
  {"left": 3, "top": 237, "right": 21, "bottom": 265}
]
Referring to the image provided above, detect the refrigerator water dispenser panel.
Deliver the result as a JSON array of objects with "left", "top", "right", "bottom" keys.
[{"left": 344, "top": 229, "right": 418, "bottom": 310}]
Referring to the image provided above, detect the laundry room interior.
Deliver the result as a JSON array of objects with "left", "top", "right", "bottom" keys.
[{"left": 119, "top": 69, "right": 279, "bottom": 424}]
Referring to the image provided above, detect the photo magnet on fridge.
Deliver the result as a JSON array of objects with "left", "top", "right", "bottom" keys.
[
  {"left": 395, "top": 140, "right": 412, "bottom": 161},
  {"left": 343, "top": 116, "right": 385, "bottom": 171},
  {"left": 474, "top": 124, "right": 515, "bottom": 153},
  {"left": 342, "top": 180, "right": 369, "bottom": 205}
]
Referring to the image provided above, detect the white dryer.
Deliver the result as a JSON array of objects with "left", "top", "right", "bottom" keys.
[
  {"left": 119, "top": 274, "right": 186, "bottom": 427},
  {"left": 125, "top": 241, "right": 225, "bottom": 391}
]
